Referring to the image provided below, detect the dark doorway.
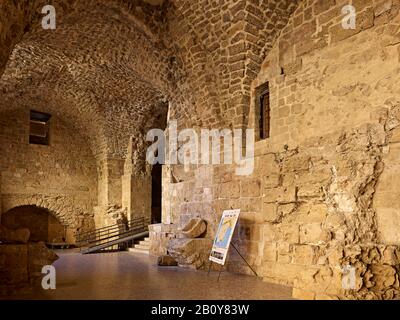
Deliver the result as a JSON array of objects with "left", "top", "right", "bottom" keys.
[
  {"left": 151, "top": 164, "right": 162, "bottom": 224},
  {"left": 1, "top": 205, "right": 65, "bottom": 243}
]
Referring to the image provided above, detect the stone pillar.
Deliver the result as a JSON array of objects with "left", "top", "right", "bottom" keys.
[
  {"left": 120, "top": 136, "right": 153, "bottom": 222},
  {"left": 107, "top": 159, "right": 124, "bottom": 206},
  {"left": 161, "top": 165, "right": 172, "bottom": 224},
  {"left": 95, "top": 136, "right": 153, "bottom": 227},
  {"left": 122, "top": 173, "right": 152, "bottom": 221},
  {"left": 94, "top": 158, "right": 125, "bottom": 228}
]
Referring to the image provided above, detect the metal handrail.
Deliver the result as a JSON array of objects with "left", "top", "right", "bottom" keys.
[
  {"left": 75, "top": 216, "right": 150, "bottom": 246},
  {"left": 76, "top": 219, "right": 132, "bottom": 239},
  {"left": 85, "top": 222, "right": 146, "bottom": 245},
  {"left": 77, "top": 222, "right": 126, "bottom": 237},
  {"left": 88, "top": 225, "right": 148, "bottom": 246}
]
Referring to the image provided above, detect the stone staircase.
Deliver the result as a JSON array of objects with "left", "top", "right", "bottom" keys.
[{"left": 128, "top": 237, "right": 150, "bottom": 254}]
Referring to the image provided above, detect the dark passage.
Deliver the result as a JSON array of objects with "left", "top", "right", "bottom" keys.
[{"left": 151, "top": 164, "right": 162, "bottom": 224}]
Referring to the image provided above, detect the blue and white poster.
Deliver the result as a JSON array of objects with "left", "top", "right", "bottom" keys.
[{"left": 209, "top": 209, "right": 240, "bottom": 265}]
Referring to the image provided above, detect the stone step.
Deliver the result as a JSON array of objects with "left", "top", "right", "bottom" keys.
[
  {"left": 128, "top": 247, "right": 149, "bottom": 254},
  {"left": 135, "top": 244, "right": 150, "bottom": 250},
  {"left": 129, "top": 236, "right": 151, "bottom": 250}
]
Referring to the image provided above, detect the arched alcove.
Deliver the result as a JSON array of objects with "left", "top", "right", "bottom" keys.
[{"left": 1, "top": 205, "right": 66, "bottom": 243}]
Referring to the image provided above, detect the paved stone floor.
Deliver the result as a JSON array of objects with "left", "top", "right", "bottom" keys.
[{"left": 4, "top": 250, "right": 293, "bottom": 300}]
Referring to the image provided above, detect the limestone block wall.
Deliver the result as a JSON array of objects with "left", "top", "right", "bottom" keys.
[
  {"left": 0, "top": 109, "right": 97, "bottom": 239},
  {"left": 246, "top": 0, "right": 400, "bottom": 299},
  {"left": 161, "top": 0, "right": 400, "bottom": 299}
]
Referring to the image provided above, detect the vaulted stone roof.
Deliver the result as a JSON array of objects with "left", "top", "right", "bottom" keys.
[{"left": 0, "top": 0, "right": 299, "bottom": 159}]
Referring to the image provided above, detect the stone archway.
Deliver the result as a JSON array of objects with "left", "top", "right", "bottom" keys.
[
  {"left": 1, "top": 194, "right": 95, "bottom": 243},
  {"left": 1, "top": 205, "right": 66, "bottom": 243}
]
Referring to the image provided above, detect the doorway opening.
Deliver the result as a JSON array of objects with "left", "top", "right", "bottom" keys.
[{"left": 151, "top": 164, "right": 162, "bottom": 224}]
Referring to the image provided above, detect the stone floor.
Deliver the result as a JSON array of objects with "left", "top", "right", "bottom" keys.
[{"left": 3, "top": 250, "right": 293, "bottom": 300}]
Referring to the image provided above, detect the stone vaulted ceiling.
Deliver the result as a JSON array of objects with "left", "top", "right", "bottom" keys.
[
  {"left": 0, "top": 0, "right": 170, "bottom": 160},
  {"left": 0, "top": 0, "right": 299, "bottom": 160}
]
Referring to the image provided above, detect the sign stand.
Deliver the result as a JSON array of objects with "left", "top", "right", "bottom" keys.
[
  {"left": 207, "top": 209, "right": 259, "bottom": 281},
  {"left": 207, "top": 242, "right": 259, "bottom": 282}
]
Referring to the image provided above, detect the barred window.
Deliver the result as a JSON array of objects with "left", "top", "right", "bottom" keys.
[{"left": 256, "top": 82, "right": 270, "bottom": 140}]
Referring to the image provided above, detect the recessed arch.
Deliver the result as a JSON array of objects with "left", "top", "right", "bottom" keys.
[{"left": 1, "top": 205, "right": 67, "bottom": 243}]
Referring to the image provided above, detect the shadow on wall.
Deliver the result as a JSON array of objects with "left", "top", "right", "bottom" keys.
[{"left": 1, "top": 205, "right": 66, "bottom": 243}]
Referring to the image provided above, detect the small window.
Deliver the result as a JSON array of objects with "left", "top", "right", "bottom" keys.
[
  {"left": 256, "top": 82, "right": 270, "bottom": 140},
  {"left": 29, "top": 110, "right": 51, "bottom": 145}
]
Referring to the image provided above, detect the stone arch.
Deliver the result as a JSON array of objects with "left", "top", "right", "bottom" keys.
[
  {"left": 1, "top": 205, "right": 67, "bottom": 243},
  {"left": 1, "top": 194, "right": 95, "bottom": 236}
]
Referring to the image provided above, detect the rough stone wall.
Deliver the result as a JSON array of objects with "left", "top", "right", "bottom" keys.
[
  {"left": 0, "top": 109, "right": 97, "bottom": 240},
  {"left": 246, "top": 0, "right": 400, "bottom": 299},
  {"left": 160, "top": 0, "right": 400, "bottom": 300}
]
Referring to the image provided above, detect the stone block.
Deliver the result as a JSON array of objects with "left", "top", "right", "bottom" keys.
[
  {"left": 330, "top": 7, "right": 374, "bottom": 43},
  {"left": 0, "top": 243, "right": 58, "bottom": 292},
  {"left": 0, "top": 225, "right": 30, "bottom": 243},
  {"left": 240, "top": 198, "right": 262, "bottom": 213},
  {"left": 262, "top": 223, "right": 277, "bottom": 242},
  {"left": 256, "top": 154, "right": 280, "bottom": 176},
  {"left": 181, "top": 218, "right": 207, "bottom": 238},
  {"left": 376, "top": 208, "right": 400, "bottom": 245},
  {"left": 293, "top": 245, "right": 317, "bottom": 265},
  {"left": 282, "top": 154, "right": 310, "bottom": 173},
  {"left": 263, "top": 174, "right": 281, "bottom": 189},
  {"left": 279, "top": 224, "right": 300, "bottom": 243},
  {"left": 263, "top": 203, "right": 278, "bottom": 222},
  {"left": 263, "top": 243, "right": 277, "bottom": 262},
  {"left": 313, "top": 0, "right": 336, "bottom": 15},
  {"left": 264, "top": 186, "right": 297, "bottom": 203},
  {"left": 261, "top": 262, "right": 308, "bottom": 285},
  {"left": 297, "top": 184, "right": 325, "bottom": 199},
  {"left": 168, "top": 238, "right": 213, "bottom": 270},
  {"left": 157, "top": 255, "right": 178, "bottom": 266},
  {"left": 241, "top": 179, "right": 261, "bottom": 197},
  {"left": 299, "top": 223, "right": 326, "bottom": 244},
  {"left": 218, "top": 181, "right": 240, "bottom": 199}
]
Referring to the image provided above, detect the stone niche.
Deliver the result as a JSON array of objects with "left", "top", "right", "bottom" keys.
[{"left": 1, "top": 206, "right": 66, "bottom": 243}]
